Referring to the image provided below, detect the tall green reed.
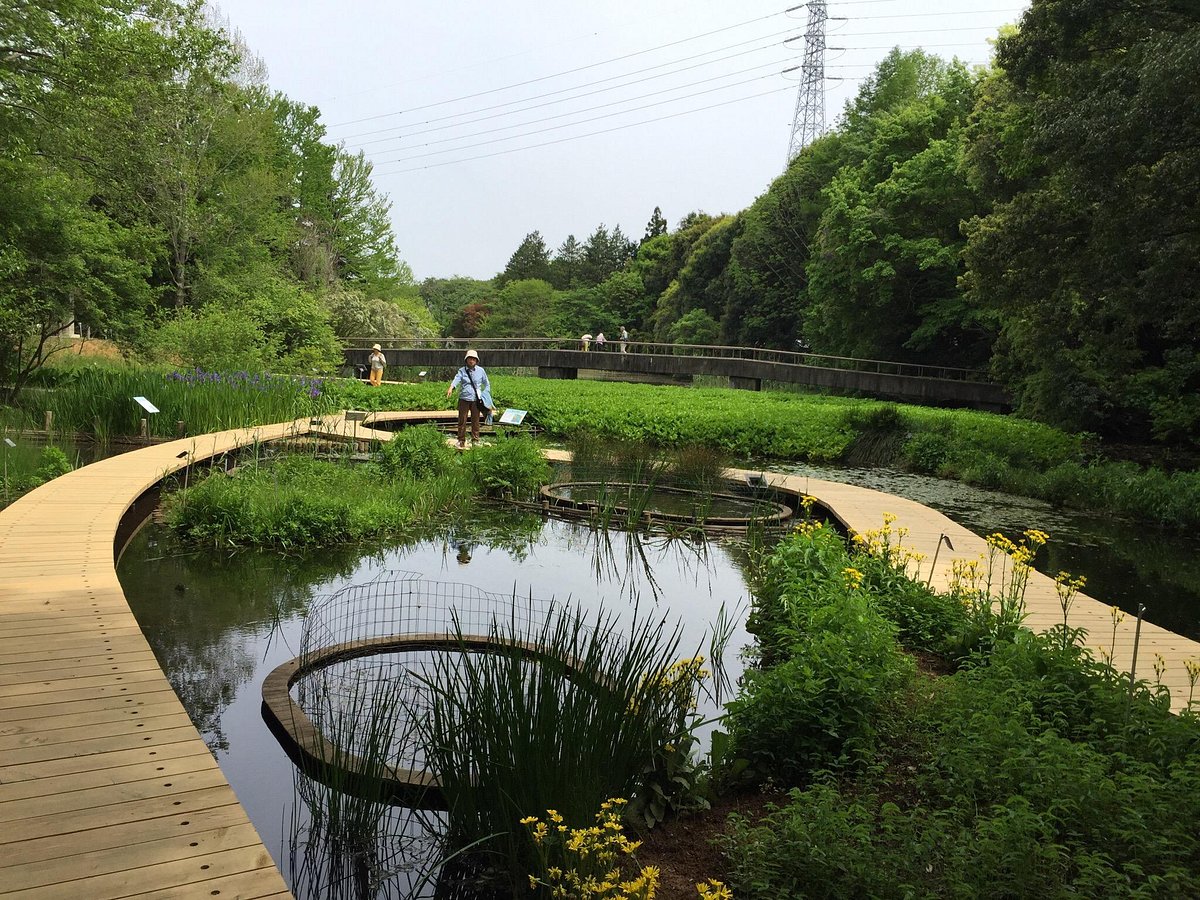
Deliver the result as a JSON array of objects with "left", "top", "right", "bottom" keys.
[
  {"left": 413, "top": 602, "right": 708, "bottom": 895},
  {"left": 23, "top": 367, "right": 336, "bottom": 439}
]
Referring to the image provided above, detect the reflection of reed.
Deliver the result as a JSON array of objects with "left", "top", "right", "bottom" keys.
[{"left": 286, "top": 674, "right": 446, "bottom": 899}]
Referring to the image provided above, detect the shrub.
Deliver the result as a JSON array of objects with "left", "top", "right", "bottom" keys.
[
  {"left": 901, "top": 431, "right": 953, "bottom": 474},
  {"left": 726, "top": 595, "right": 913, "bottom": 781},
  {"left": 376, "top": 424, "right": 454, "bottom": 480},
  {"left": 466, "top": 433, "right": 550, "bottom": 499}
]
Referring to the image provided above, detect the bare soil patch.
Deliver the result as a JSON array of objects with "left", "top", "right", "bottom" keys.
[{"left": 634, "top": 788, "right": 777, "bottom": 899}]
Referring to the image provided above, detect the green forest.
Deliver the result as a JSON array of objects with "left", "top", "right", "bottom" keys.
[{"left": 3, "top": 0, "right": 1198, "bottom": 445}]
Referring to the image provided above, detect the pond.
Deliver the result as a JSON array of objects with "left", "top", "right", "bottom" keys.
[
  {"left": 773, "top": 461, "right": 1200, "bottom": 640},
  {"left": 117, "top": 510, "right": 754, "bottom": 896}
]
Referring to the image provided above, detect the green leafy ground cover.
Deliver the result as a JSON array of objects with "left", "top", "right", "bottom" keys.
[
  {"left": 720, "top": 522, "right": 1200, "bottom": 899},
  {"left": 327, "top": 377, "right": 1200, "bottom": 529},
  {"left": 163, "top": 427, "right": 548, "bottom": 549},
  {"left": 11, "top": 367, "right": 1199, "bottom": 527}
]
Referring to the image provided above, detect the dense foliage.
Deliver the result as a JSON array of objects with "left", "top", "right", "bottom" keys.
[
  {"left": 0, "top": 0, "right": 433, "bottom": 400},
  {"left": 321, "top": 376, "right": 1200, "bottom": 529},
  {"left": 721, "top": 522, "right": 1200, "bottom": 898},
  {"left": 163, "top": 425, "right": 550, "bottom": 548}
]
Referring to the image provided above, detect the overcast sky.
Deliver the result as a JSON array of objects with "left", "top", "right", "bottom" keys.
[{"left": 216, "top": 0, "right": 1027, "bottom": 282}]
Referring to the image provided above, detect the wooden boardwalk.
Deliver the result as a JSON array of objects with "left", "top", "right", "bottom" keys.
[
  {"left": 2, "top": 418, "right": 1198, "bottom": 897},
  {"left": 0, "top": 422, "right": 307, "bottom": 899},
  {"left": 758, "top": 471, "right": 1200, "bottom": 714}
]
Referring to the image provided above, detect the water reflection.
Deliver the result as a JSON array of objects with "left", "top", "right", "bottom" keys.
[{"left": 118, "top": 509, "right": 753, "bottom": 898}]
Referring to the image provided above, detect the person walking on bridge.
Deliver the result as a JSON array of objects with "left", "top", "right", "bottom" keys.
[
  {"left": 619, "top": 326, "right": 628, "bottom": 353},
  {"left": 446, "top": 349, "right": 491, "bottom": 449}
]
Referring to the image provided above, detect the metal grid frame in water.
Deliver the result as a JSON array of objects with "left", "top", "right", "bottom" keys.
[{"left": 294, "top": 571, "right": 560, "bottom": 775}]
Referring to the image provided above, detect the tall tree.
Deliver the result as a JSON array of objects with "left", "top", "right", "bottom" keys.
[
  {"left": 579, "top": 223, "right": 635, "bottom": 286},
  {"left": 964, "top": 0, "right": 1200, "bottom": 439},
  {"left": 476, "top": 278, "right": 556, "bottom": 337},
  {"left": 803, "top": 58, "right": 988, "bottom": 365},
  {"left": 641, "top": 206, "right": 668, "bottom": 244},
  {"left": 497, "top": 231, "right": 552, "bottom": 287},
  {"left": 549, "top": 234, "right": 583, "bottom": 289}
]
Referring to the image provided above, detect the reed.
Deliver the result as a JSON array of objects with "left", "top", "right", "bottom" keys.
[
  {"left": 414, "top": 602, "right": 709, "bottom": 895},
  {"left": 287, "top": 671, "right": 444, "bottom": 899},
  {"left": 22, "top": 367, "right": 336, "bottom": 438}
]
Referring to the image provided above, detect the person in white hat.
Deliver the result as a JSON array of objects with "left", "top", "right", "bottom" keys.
[
  {"left": 368, "top": 344, "right": 386, "bottom": 386},
  {"left": 446, "top": 349, "right": 491, "bottom": 448}
]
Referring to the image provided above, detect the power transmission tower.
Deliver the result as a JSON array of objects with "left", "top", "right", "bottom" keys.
[{"left": 785, "top": 1, "right": 828, "bottom": 166}]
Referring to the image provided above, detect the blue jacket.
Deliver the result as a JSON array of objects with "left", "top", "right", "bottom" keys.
[{"left": 451, "top": 364, "right": 491, "bottom": 407}]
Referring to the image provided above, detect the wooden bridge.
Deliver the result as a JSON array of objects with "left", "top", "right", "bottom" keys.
[
  {"left": 345, "top": 338, "right": 1011, "bottom": 411},
  {"left": 4, "top": 413, "right": 1198, "bottom": 896}
]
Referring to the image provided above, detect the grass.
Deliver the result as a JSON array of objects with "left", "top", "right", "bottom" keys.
[
  {"left": 163, "top": 452, "right": 474, "bottom": 549},
  {"left": 0, "top": 442, "right": 74, "bottom": 509},
  {"left": 18, "top": 367, "right": 336, "bottom": 440},
  {"left": 6, "top": 365, "right": 1198, "bottom": 528}
]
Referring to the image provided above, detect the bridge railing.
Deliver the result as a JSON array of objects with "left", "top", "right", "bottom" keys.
[{"left": 343, "top": 337, "right": 996, "bottom": 383}]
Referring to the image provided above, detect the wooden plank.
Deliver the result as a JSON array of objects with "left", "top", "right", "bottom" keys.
[
  {"left": 0, "top": 688, "right": 180, "bottom": 724},
  {"left": 0, "top": 724, "right": 202, "bottom": 767},
  {"left": 0, "top": 802, "right": 252, "bottom": 868},
  {"left": 0, "top": 653, "right": 162, "bottom": 684},
  {"left": 0, "top": 736, "right": 207, "bottom": 785},
  {"left": 0, "top": 709, "right": 194, "bottom": 753},
  {"left": 0, "top": 766, "right": 232, "bottom": 823},
  {"left": 0, "top": 640, "right": 155, "bottom": 668},
  {"left": 0, "top": 676, "right": 177, "bottom": 711},
  {"left": 1, "top": 822, "right": 262, "bottom": 893},
  {"left": 0, "top": 749, "right": 217, "bottom": 803},
  {"left": 3, "top": 843, "right": 282, "bottom": 900},
  {"left": 0, "top": 665, "right": 168, "bottom": 699},
  {"left": 0, "top": 785, "right": 242, "bottom": 845}
]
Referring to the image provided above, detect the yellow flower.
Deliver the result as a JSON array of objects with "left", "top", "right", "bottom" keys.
[{"left": 697, "top": 878, "right": 734, "bottom": 900}]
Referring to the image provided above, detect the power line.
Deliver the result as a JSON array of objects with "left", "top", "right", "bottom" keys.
[
  {"left": 345, "top": 22, "right": 1001, "bottom": 154},
  {"left": 379, "top": 67, "right": 797, "bottom": 164},
  {"left": 331, "top": 7, "right": 1017, "bottom": 135},
  {"left": 328, "top": 7, "right": 794, "bottom": 129},
  {"left": 372, "top": 84, "right": 797, "bottom": 176},
  {"left": 339, "top": 29, "right": 800, "bottom": 145}
]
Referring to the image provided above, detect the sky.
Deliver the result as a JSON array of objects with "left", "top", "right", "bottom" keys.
[{"left": 215, "top": 0, "right": 1028, "bottom": 282}]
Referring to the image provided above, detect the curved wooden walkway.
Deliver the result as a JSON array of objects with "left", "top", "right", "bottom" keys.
[
  {"left": 2, "top": 417, "right": 1198, "bottom": 897},
  {"left": 759, "top": 470, "right": 1200, "bottom": 713},
  {"left": 0, "top": 421, "right": 311, "bottom": 900}
]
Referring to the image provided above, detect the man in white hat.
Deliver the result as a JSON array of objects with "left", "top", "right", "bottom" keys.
[
  {"left": 368, "top": 344, "right": 386, "bottom": 386},
  {"left": 446, "top": 349, "right": 491, "bottom": 448}
]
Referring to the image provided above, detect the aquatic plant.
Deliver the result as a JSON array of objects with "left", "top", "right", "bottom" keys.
[
  {"left": 23, "top": 366, "right": 336, "bottom": 439},
  {"left": 164, "top": 455, "right": 473, "bottom": 549},
  {"left": 414, "top": 603, "right": 712, "bottom": 895}
]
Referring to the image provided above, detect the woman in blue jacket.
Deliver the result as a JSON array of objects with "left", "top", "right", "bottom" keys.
[{"left": 445, "top": 349, "right": 491, "bottom": 449}]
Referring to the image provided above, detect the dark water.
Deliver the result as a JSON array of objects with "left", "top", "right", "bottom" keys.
[
  {"left": 551, "top": 482, "right": 785, "bottom": 520},
  {"left": 773, "top": 462, "right": 1200, "bottom": 640},
  {"left": 117, "top": 513, "right": 753, "bottom": 892}
]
